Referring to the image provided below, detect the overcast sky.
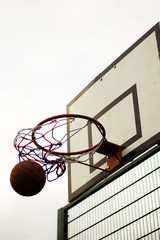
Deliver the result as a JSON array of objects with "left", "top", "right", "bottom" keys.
[{"left": 0, "top": 0, "right": 160, "bottom": 239}]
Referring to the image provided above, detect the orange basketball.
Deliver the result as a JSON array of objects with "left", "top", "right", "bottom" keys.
[{"left": 10, "top": 161, "right": 46, "bottom": 196}]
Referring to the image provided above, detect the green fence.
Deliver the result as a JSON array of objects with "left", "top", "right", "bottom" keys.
[{"left": 58, "top": 145, "right": 160, "bottom": 240}]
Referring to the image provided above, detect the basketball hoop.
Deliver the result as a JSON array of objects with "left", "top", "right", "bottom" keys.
[{"left": 14, "top": 114, "right": 122, "bottom": 181}]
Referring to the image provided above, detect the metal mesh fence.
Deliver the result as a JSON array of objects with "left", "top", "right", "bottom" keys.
[{"left": 66, "top": 150, "right": 160, "bottom": 240}]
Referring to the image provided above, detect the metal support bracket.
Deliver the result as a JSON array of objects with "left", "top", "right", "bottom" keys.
[{"left": 97, "top": 140, "right": 122, "bottom": 171}]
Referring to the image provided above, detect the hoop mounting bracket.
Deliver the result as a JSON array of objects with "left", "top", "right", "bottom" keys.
[{"left": 96, "top": 140, "right": 122, "bottom": 171}]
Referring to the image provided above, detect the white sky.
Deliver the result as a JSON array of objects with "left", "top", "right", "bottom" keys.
[{"left": 0, "top": 0, "right": 160, "bottom": 239}]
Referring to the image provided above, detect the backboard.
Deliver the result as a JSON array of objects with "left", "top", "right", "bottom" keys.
[{"left": 67, "top": 22, "right": 160, "bottom": 202}]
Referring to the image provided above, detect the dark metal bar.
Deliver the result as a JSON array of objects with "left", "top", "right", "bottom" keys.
[{"left": 57, "top": 208, "right": 68, "bottom": 240}]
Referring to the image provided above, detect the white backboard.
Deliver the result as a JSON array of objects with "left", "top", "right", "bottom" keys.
[{"left": 67, "top": 23, "right": 160, "bottom": 201}]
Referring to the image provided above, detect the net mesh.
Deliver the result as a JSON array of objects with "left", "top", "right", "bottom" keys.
[
  {"left": 14, "top": 115, "right": 106, "bottom": 180},
  {"left": 14, "top": 128, "right": 66, "bottom": 181}
]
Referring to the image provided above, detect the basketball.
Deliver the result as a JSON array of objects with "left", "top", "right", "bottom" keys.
[{"left": 10, "top": 160, "right": 46, "bottom": 197}]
